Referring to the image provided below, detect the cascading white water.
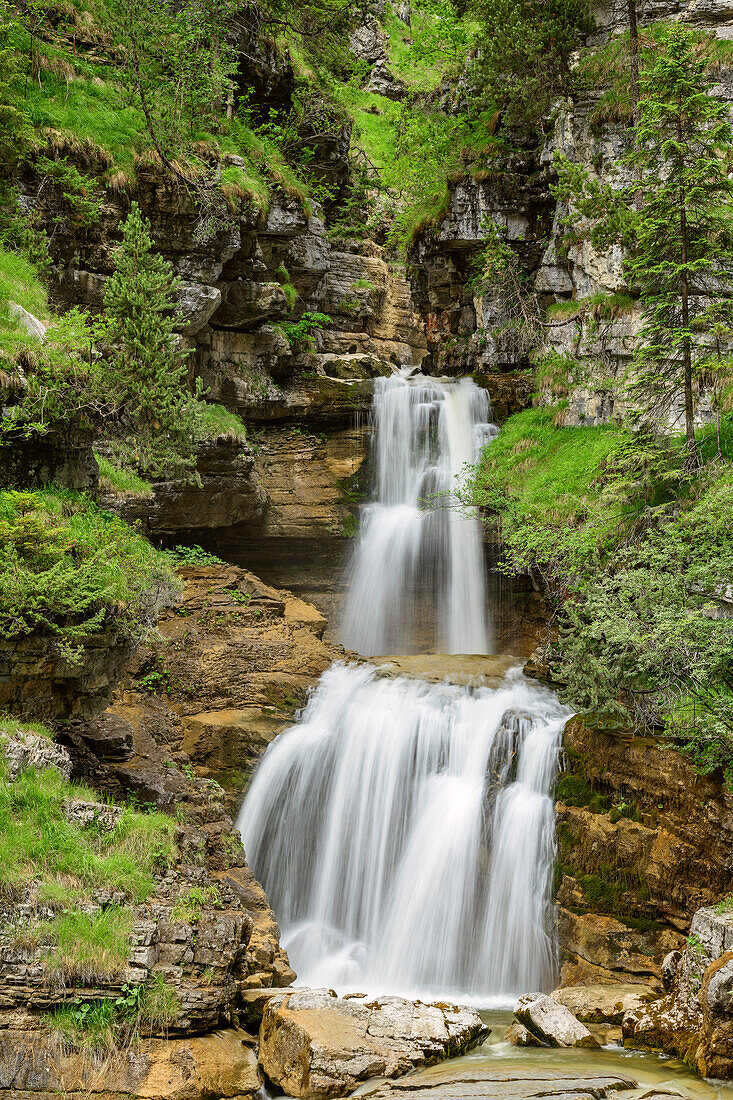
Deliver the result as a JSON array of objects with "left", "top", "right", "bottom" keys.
[
  {"left": 237, "top": 661, "right": 569, "bottom": 1003},
  {"left": 340, "top": 370, "right": 497, "bottom": 656},
  {"left": 237, "top": 366, "right": 569, "bottom": 1004}
]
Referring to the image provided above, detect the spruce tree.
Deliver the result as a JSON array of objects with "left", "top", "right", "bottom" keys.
[
  {"left": 626, "top": 23, "right": 733, "bottom": 462},
  {"left": 104, "top": 202, "right": 199, "bottom": 478},
  {"left": 555, "top": 23, "right": 733, "bottom": 464}
]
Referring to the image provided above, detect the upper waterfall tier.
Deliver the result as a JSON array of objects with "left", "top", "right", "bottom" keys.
[{"left": 340, "top": 371, "right": 497, "bottom": 656}]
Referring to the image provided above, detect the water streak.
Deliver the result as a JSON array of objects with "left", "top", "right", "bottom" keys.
[
  {"left": 341, "top": 371, "right": 496, "bottom": 656},
  {"left": 237, "top": 661, "right": 568, "bottom": 1003}
]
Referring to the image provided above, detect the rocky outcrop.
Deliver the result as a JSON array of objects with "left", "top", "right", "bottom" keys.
[
  {"left": 106, "top": 437, "right": 268, "bottom": 537},
  {"left": 0, "top": 428, "right": 99, "bottom": 493},
  {"left": 0, "top": 728, "right": 72, "bottom": 780},
  {"left": 258, "top": 989, "right": 488, "bottom": 1099},
  {"left": 0, "top": 629, "right": 135, "bottom": 720},
  {"left": 0, "top": 1027, "right": 260, "bottom": 1100},
  {"left": 554, "top": 716, "right": 733, "bottom": 989},
  {"left": 68, "top": 562, "right": 336, "bottom": 810},
  {"left": 623, "top": 906, "right": 733, "bottom": 1079},
  {"left": 513, "top": 993, "right": 600, "bottom": 1049}
]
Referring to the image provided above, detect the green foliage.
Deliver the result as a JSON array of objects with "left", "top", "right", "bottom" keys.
[
  {"left": 103, "top": 0, "right": 239, "bottom": 163},
  {"left": 35, "top": 156, "right": 102, "bottom": 230},
  {"left": 103, "top": 202, "right": 202, "bottom": 480},
  {"left": 277, "top": 310, "right": 332, "bottom": 349},
  {"left": 170, "top": 884, "right": 221, "bottom": 924},
  {"left": 0, "top": 714, "right": 53, "bottom": 739},
  {"left": 557, "top": 476, "right": 733, "bottom": 783},
  {"left": 466, "top": 407, "right": 636, "bottom": 577},
  {"left": 44, "top": 907, "right": 134, "bottom": 984},
  {"left": 0, "top": 761, "right": 177, "bottom": 904},
  {"left": 0, "top": 489, "right": 177, "bottom": 645},
  {"left": 468, "top": 0, "right": 594, "bottom": 136},
  {"left": 163, "top": 544, "right": 223, "bottom": 567},
  {"left": 45, "top": 974, "right": 179, "bottom": 1058},
  {"left": 0, "top": 4, "right": 33, "bottom": 196},
  {"left": 715, "top": 894, "right": 733, "bottom": 915},
  {"left": 94, "top": 454, "right": 153, "bottom": 496},
  {"left": 195, "top": 402, "right": 247, "bottom": 442}
]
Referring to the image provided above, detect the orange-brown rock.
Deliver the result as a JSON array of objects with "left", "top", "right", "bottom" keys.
[{"left": 0, "top": 1027, "right": 260, "bottom": 1099}]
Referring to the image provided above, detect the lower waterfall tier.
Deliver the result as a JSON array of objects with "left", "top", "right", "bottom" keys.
[{"left": 237, "top": 660, "right": 570, "bottom": 1003}]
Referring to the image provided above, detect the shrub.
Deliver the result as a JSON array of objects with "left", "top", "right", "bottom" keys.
[{"left": 0, "top": 489, "right": 177, "bottom": 646}]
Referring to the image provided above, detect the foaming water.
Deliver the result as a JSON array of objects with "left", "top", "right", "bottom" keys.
[
  {"left": 237, "top": 661, "right": 569, "bottom": 1001},
  {"left": 340, "top": 370, "right": 497, "bottom": 656}
]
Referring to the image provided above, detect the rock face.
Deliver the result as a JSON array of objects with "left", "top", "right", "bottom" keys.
[
  {"left": 0, "top": 1027, "right": 260, "bottom": 1100},
  {"left": 514, "top": 993, "right": 600, "bottom": 1049},
  {"left": 623, "top": 905, "right": 733, "bottom": 1079},
  {"left": 0, "top": 629, "right": 135, "bottom": 720},
  {"left": 555, "top": 716, "right": 733, "bottom": 988},
  {"left": 258, "top": 989, "right": 488, "bottom": 1099}
]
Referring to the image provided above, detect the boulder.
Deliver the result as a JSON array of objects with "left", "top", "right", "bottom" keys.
[
  {"left": 504, "top": 1020, "right": 540, "bottom": 1046},
  {"left": 661, "top": 950, "right": 682, "bottom": 990},
  {"left": 7, "top": 301, "right": 46, "bottom": 340},
  {"left": 175, "top": 282, "right": 222, "bottom": 335},
  {"left": 1, "top": 730, "right": 72, "bottom": 781},
  {"left": 258, "top": 989, "right": 488, "bottom": 1099},
  {"left": 514, "top": 992, "right": 601, "bottom": 1049},
  {"left": 703, "top": 950, "right": 733, "bottom": 1015},
  {"left": 551, "top": 982, "right": 655, "bottom": 1024}
]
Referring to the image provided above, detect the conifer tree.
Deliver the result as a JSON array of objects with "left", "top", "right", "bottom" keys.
[
  {"left": 555, "top": 23, "right": 733, "bottom": 464},
  {"left": 104, "top": 202, "right": 199, "bottom": 478},
  {"left": 626, "top": 23, "right": 733, "bottom": 462}
]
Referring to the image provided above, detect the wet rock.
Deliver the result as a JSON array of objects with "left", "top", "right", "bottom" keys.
[
  {"left": 662, "top": 950, "right": 682, "bottom": 990},
  {"left": 258, "top": 989, "right": 488, "bottom": 1099},
  {"left": 504, "top": 1020, "right": 540, "bottom": 1046},
  {"left": 623, "top": 906, "right": 733, "bottom": 1078},
  {"left": 551, "top": 983, "right": 655, "bottom": 1024},
  {"left": 1, "top": 730, "right": 72, "bottom": 781},
  {"left": 357, "top": 1067, "right": 637, "bottom": 1100},
  {"left": 514, "top": 992, "right": 601, "bottom": 1048}
]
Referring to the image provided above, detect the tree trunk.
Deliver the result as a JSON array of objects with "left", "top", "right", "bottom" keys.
[
  {"left": 628, "top": 0, "right": 640, "bottom": 124},
  {"left": 679, "top": 199, "right": 697, "bottom": 464}
]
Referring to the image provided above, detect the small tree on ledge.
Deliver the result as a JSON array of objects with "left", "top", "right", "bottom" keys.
[{"left": 104, "top": 201, "right": 200, "bottom": 479}]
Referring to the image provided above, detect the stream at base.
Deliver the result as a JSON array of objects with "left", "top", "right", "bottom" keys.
[{"left": 353, "top": 1012, "right": 733, "bottom": 1100}]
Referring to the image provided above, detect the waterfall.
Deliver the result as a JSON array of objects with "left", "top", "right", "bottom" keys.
[
  {"left": 237, "top": 367, "right": 568, "bottom": 1004},
  {"left": 237, "top": 661, "right": 567, "bottom": 1003},
  {"left": 340, "top": 371, "right": 497, "bottom": 656}
]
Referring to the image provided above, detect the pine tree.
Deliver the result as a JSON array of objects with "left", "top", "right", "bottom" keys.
[
  {"left": 626, "top": 23, "right": 733, "bottom": 463},
  {"left": 104, "top": 202, "right": 199, "bottom": 478}
]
